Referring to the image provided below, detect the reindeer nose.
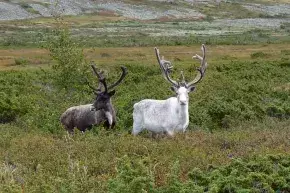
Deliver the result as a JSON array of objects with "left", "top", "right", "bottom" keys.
[
  {"left": 179, "top": 95, "right": 187, "bottom": 105},
  {"left": 180, "top": 101, "right": 187, "bottom": 105},
  {"left": 179, "top": 98, "right": 187, "bottom": 105}
]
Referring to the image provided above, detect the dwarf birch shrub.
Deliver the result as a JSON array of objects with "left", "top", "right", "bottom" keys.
[
  {"left": 108, "top": 155, "right": 155, "bottom": 193},
  {"left": 46, "top": 28, "right": 87, "bottom": 90},
  {"left": 0, "top": 55, "right": 289, "bottom": 131},
  {"left": 0, "top": 92, "right": 25, "bottom": 123},
  {"left": 0, "top": 72, "right": 32, "bottom": 123},
  {"left": 108, "top": 154, "right": 290, "bottom": 192}
]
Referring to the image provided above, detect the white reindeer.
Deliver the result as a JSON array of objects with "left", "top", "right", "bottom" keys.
[{"left": 132, "top": 44, "right": 208, "bottom": 137}]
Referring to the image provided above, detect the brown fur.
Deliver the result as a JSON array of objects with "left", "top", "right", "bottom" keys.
[{"left": 60, "top": 104, "right": 115, "bottom": 133}]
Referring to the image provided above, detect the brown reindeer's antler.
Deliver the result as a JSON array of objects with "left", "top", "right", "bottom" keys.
[
  {"left": 88, "top": 63, "right": 127, "bottom": 94},
  {"left": 85, "top": 77, "right": 101, "bottom": 95},
  {"left": 107, "top": 66, "right": 128, "bottom": 90},
  {"left": 90, "top": 63, "right": 108, "bottom": 93}
]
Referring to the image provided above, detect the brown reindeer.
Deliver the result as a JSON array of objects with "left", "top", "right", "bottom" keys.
[{"left": 60, "top": 63, "right": 127, "bottom": 133}]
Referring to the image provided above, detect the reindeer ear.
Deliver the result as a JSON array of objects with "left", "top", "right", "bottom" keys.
[
  {"left": 170, "top": 86, "right": 177, "bottom": 93},
  {"left": 108, "top": 90, "right": 116, "bottom": 96},
  {"left": 187, "top": 86, "right": 196, "bottom": 93}
]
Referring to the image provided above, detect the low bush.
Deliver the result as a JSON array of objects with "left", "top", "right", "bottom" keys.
[
  {"left": 45, "top": 28, "right": 88, "bottom": 90},
  {"left": 0, "top": 72, "right": 33, "bottom": 123},
  {"left": 14, "top": 58, "right": 29, "bottom": 66},
  {"left": 0, "top": 92, "right": 27, "bottom": 123},
  {"left": 108, "top": 154, "right": 290, "bottom": 192},
  {"left": 250, "top": 51, "right": 268, "bottom": 59},
  {"left": 0, "top": 120, "right": 289, "bottom": 192},
  {"left": 1, "top": 54, "right": 290, "bottom": 131}
]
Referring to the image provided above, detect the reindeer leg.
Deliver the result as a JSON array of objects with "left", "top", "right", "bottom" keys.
[
  {"left": 165, "top": 130, "right": 174, "bottom": 138},
  {"left": 104, "top": 111, "right": 113, "bottom": 130},
  {"left": 132, "top": 117, "right": 144, "bottom": 136},
  {"left": 67, "top": 130, "right": 74, "bottom": 136},
  {"left": 132, "top": 120, "right": 144, "bottom": 136},
  {"left": 132, "top": 107, "right": 144, "bottom": 136},
  {"left": 65, "top": 125, "right": 74, "bottom": 135},
  {"left": 103, "top": 120, "right": 110, "bottom": 130},
  {"left": 78, "top": 125, "right": 88, "bottom": 133},
  {"left": 151, "top": 132, "right": 159, "bottom": 139},
  {"left": 111, "top": 121, "right": 116, "bottom": 129},
  {"left": 87, "top": 125, "right": 93, "bottom": 131}
]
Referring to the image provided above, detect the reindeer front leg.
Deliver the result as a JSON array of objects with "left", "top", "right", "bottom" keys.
[{"left": 103, "top": 111, "right": 116, "bottom": 129}]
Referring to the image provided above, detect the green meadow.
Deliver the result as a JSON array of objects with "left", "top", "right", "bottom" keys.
[{"left": 1, "top": 1, "right": 290, "bottom": 191}]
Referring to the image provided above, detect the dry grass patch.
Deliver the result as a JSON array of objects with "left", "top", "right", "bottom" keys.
[
  {"left": 0, "top": 48, "right": 50, "bottom": 70},
  {"left": 0, "top": 44, "right": 289, "bottom": 71},
  {"left": 274, "top": 82, "right": 290, "bottom": 91}
]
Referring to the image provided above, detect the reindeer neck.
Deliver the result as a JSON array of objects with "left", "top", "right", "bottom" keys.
[
  {"left": 179, "top": 103, "right": 188, "bottom": 119},
  {"left": 177, "top": 101, "right": 189, "bottom": 130},
  {"left": 172, "top": 97, "right": 189, "bottom": 118}
]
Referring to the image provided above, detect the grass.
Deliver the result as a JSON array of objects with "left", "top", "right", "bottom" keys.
[
  {"left": 0, "top": 26, "right": 289, "bottom": 48},
  {"left": 0, "top": 5, "right": 290, "bottom": 190},
  {"left": 1, "top": 120, "right": 290, "bottom": 192},
  {"left": 0, "top": 41, "right": 290, "bottom": 191},
  {"left": 0, "top": 44, "right": 289, "bottom": 70}
]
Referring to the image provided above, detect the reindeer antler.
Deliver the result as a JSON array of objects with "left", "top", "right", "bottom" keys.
[
  {"left": 155, "top": 45, "right": 208, "bottom": 88},
  {"left": 88, "top": 62, "right": 127, "bottom": 94},
  {"left": 91, "top": 63, "right": 108, "bottom": 93},
  {"left": 85, "top": 77, "right": 100, "bottom": 94},
  {"left": 186, "top": 44, "right": 208, "bottom": 87},
  {"left": 154, "top": 47, "right": 178, "bottom": 87},
  {"left": 180, "top": 71, "right": 186, "bottom": 86},
  {"left": 107, "top": 66, "right": 128, "bottom": 90}
]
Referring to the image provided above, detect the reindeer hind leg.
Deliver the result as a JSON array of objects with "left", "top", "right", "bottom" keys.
[
  {"left": 132, "top": 113, "right": 144, "bottom": 136},
  {"left": 65, "top": 126, "right": 74, "bottom": 135}
]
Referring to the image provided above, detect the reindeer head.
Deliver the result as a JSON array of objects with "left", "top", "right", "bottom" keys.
[
  {"left": 87, "top": 63, "right": 127, "bottom": 111},
  {"left": 155, "top": 44, "right": 208, "bottom": 105}
]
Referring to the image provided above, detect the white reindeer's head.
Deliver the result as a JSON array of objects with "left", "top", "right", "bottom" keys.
[{"left": 154, "top": 44, "right": 208, "bottom": 105}]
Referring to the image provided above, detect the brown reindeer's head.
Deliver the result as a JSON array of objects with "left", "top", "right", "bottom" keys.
[
  {"left": 154, "top": 44, "right": 208, "bottom": 105},
  {"left": 87, "top": 64, "right": 127, "bottom": 112}
]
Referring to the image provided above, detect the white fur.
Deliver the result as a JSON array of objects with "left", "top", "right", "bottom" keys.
[
  {"left": 132, "top": 87, "right": 190, "bottom": 136},
  {"left": 105, "top": 111, "right": 113, "bottom": 125}
]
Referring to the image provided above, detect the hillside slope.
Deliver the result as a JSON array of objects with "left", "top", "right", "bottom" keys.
[{"left": 0, "top": 0, "right": 290, "bottom": 21}]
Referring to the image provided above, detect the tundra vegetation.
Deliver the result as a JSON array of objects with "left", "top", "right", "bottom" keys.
[{"left": 0, "top": 3, "right": 290, "bottom": 193}]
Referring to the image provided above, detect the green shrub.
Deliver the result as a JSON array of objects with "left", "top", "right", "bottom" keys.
[
  {"left": 108, "top": 155, "right": 155, "bottom": 193},
  {"left": 0, "top": 92, "right": 26, "bottom": 123},
  {"left": 108, "top": 154, "right": 290, "bottom": 192},
  {"left": 281, "top": 50, "right": 290, "bottom": 56},
  {"left": 0, "top": 72, "right": 33, "bottom": 123},
  {"left": 2, "top": 36, "right": 25, "bottom": 47},
  {"left": 250, "top": 51, "right": 268, "bottom": 59},
  {"left": 14, "top": 58, "right": 29, "bottom": 66},
  {"left": 45, "top": 28, "right": 88, "bottom": 90},
  {"left": 100, "top": 52, "right": 111, "bottom": 58},
  {"left": 1, "top": 55, "right": 290, "bottom": 131}
]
